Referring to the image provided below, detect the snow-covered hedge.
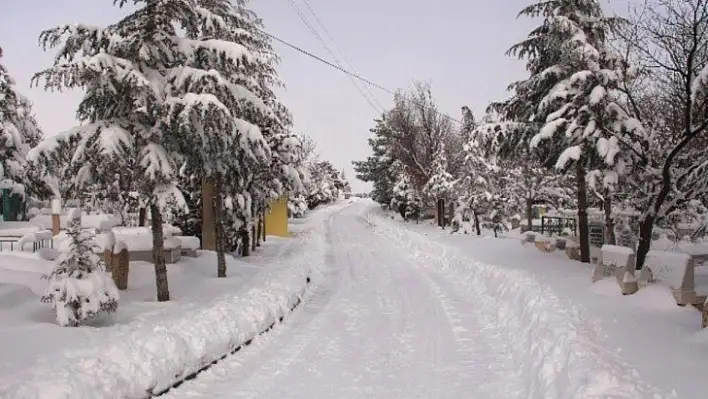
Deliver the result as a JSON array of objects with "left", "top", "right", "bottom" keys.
[
  {"left": 367, "top": 210, "right": 667, "bottom": 399},
  {"left": 0, "top": 205, "right": 337, "bottom": 399}
]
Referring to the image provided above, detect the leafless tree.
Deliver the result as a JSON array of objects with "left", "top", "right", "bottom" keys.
[{"left": 614, "top": 0, "right": 708, "bottom": 270}]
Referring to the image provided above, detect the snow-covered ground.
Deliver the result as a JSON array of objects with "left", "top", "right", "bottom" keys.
[
  {"left": 3, "top": 199, "right": 706, "bottom": 398},
  {"left": 0, "top": 202, "right": 347, "bottom": 398},
  {"left": 373, "top": 203, "right": 708, "bottom": 398},
  {"left": 146, "top": 200, "right": 681, "bottom": 399}
]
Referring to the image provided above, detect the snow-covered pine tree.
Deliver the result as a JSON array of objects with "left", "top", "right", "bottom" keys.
[
  {"left": 491, "top": 0, "right": 626, "bottom": 261},
  {"left": 41, "top": 209, "right": 118, "bottom": 327},
  {"left": 390, "top": 171, "right": 417, "bottom": 221},
  {"left": 0, "top": 54, "right": 51, "bottom": 204},
  {"left": 353, "top": 115, "right": 398, "bottom": 206},
  {"left": 174, "top": 0, "right": 274, "bottom": 271},
  {"left": 423, "top": 141, "right": 454, "bottom": 227},
  {"left": 30, "top": 0, "right": 258, "bottom": 300}
]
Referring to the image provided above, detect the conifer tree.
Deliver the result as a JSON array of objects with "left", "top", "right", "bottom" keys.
[
  {"left": 30, "top": 0, "right": 255, "bottom": 300},
  {"left": 41, "top": 209, "right": 118, "bottom": 327},
  {"left": 0, "top": 52, "right": 51, "bottom": 203}
]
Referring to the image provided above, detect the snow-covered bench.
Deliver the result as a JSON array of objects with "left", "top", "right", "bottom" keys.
[
  {"left": 593, "top": 245, "right": 638, "bottom": 295},
  {"left": 16, "top": 230, "right": 54, "bottom": 252},
  {"left": 174, "top": 236, "right": 200, "bottom": 257},
  {"left": 118, "top": 236, "right": 182, "bottom": 264},
  {"left": 642, "top": 251, "right": 704, "bottom": 306}
]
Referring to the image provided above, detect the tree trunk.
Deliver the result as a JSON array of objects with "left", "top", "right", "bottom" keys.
[
  {"left": 201, "top": 176, "right": 216, "bottom": 251},
  {"left": 256, "top": 212, "right": 262, "bottom": 247},
  {"left": 214, "top": 180, "right": 227, "bottom": 278},
  {"left": 240, "top": 225, "right": 250, "bottom": 257},
  {"left": 474, "top": 212, "right": 481, "bottom": 236},
  {"left": 635, "top": 214, "right": 655, "bottom": 270},
  {"left": 251, "top": 223, "right": 257, "bottom": 252},
  {"left": 262, "top": 211, "right": 266, "bottom": 242},
  {"left": 138, "top": 207, "right": 146, "bottom": 227},
  {"left": 150, "top": 203, "right": 170, "bottom": 301},
  {"left": 526, "top": 198, "right": 533, "bottom": 233},
  {"left": 576, "top": 162, "right": 590, "bottom": 263},
  {"left": 702, "top": 298, "right": 708, "bottom": 329},
  {"left": 603, "top": 188, "right": 616, "bottom": 246}
]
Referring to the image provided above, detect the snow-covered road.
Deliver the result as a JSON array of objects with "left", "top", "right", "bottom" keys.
[{"left": 161, "top": 202, "right": 667, "bottom": 399}]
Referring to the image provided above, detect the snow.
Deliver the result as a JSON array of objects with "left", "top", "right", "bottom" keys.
[
  {"left": 176, "top": 236, "right": 200, "bottom": 250},
  {"left": 143, "top": 201, "right": 682, "bottom": 399},
  {"left": 3, "top": 200, "right": 707, "bottom": 397},
  {"left": 370, "top": 202, "right": 706, "bottom": 398},
  {"left": 0, "top": 222, "right": 41, "bottom": 237},
  {"left": 0, "top": 202, "right": 347, "bottom": 399},
  {"left": 644, "top": 251, "right": 692, "bottom": 290},
  {"left": 28, "top": 212, "right": 120, "bottom": 231},
  {"left": 555, "top": 145, "right": 582, "bottom": 169}
]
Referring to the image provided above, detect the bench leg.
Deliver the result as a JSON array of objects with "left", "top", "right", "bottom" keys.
[{"left": 673, "top": 259, "right": 697, "bottom": 306}]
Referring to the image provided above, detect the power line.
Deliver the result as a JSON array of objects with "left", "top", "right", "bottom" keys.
[
  {"left": 257, "top": 28, "right": 463, "bottom": 125},
  {"left": 297, "top": 0, "right": 385, "bottom": 111},
  {"left": 283, "top": 0, "right": 384, "bottom": 114}
]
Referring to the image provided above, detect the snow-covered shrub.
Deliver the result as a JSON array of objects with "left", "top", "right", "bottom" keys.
[
  {"left": 41, "top": 209, "right": 118, "bottom": 327},
  {"left": 390, "top": 173, "right": 418, "bottom": 220},
  {"left": 288, "top": 194, "right": 308, "bottom": 218}
]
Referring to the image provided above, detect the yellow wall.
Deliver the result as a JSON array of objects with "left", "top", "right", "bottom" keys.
[{"left": 265, "top": 197, "right": 289, "bottom": 237}]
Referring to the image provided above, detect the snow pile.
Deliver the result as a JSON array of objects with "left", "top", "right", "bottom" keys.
[
  {"left": 366, "top": 210, "right": 670, "bottom": 399},
  {"left": 0, "top": 202, "right": 343, "bottom": 399}
]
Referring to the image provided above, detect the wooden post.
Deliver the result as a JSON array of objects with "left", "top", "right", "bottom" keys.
[
  {"left": 104, "top": 249, "right": 113, "bottom": 272},
  {"left": 51, "top": 198, "right": 61, "bottom": 236},
  {"left": 112, "top": 244, "right": 130, "bottom": 290}
]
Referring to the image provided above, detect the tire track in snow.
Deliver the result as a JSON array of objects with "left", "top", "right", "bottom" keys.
[
  {"left": 366, "top": 206, "right": 673, "bottom": 399},
  {"left": 162, "top": 204, "right": 519, "bottom": 398}
]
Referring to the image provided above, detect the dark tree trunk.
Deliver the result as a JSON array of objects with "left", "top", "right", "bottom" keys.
[
  {"left": 603, "top": 188, "right": 616, "bottom": 246},
  {"left": 201, "top": 176, "right": 216, "bottom": 250},
  {"left": 262, "top": 211, "right": 267, "bottom": 242},
  {"left": 251, "top": 223, "right": 257, "bottom": 252},
  {"left": 635, "top": 215, "right": 655, "bottom": 270},
  {"left": 256, "top": 212, "right": 262, "bottom": 247},
  {"left": 150, "top": 203, "right": 170, "bottom": 301},
  {"left": 214, "top": 180, "right": 227, "bottom": 278},
  {"left": 240, "top": 226, "right": 250, "bottom": 257},
  {"left": 526, "top": 198, "right": 533, "bottom": 233},
  {"left": 474, "top": 212, "right": 481, "bottom": 236},
  {"left": 138, "top": 207, "right": 146, "bottom": 227},
  {"left": 576, "top": 162, "right": 590, "bottom": 263}
]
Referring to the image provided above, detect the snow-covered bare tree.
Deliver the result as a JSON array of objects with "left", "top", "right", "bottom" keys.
[{"left": 613, "top": 0, "right": 708, "bottom": 271}]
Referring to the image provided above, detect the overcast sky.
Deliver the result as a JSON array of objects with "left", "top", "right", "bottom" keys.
[{"left": 1, "top": 0, "right": 628, "bottom": 192}]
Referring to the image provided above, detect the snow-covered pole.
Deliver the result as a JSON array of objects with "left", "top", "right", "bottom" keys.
[{"left": 51, "top": 198, "right": 61, "bottom": 236}]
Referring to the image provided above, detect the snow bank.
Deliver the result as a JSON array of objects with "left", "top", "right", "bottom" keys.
[
  {"left": 367, "top": 211, "right": 669, "bottom": 399},
  {"left": 0, "top": 202, "right": 343, "bottom": 399}
]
